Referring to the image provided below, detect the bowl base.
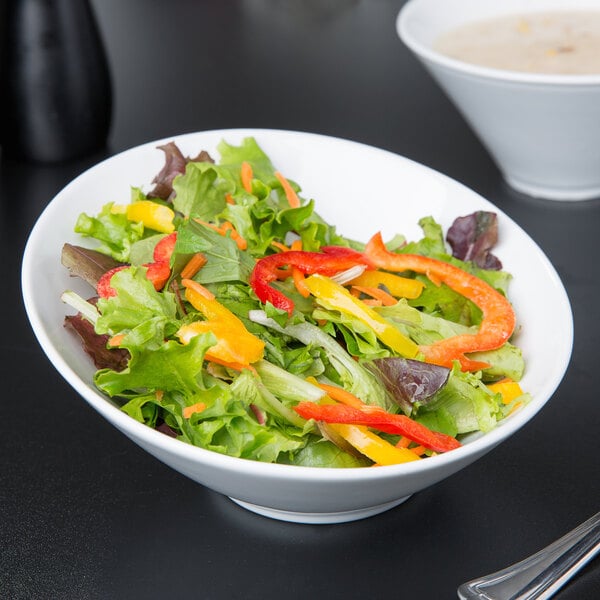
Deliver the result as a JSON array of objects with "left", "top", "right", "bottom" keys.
[
  {"left": 228, "top": 495, "right": 412, "bottom": 524},
  {"left": 505, "top": 175, "right": 600, "bottom": 202}
]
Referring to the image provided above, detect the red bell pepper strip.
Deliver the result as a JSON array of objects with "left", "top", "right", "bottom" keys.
[
  {"left": 153, "top": 232, "right": 177, "bottom": 263},
  {"left": 97, "top": 233, "right": 177, "bottom": 298},
  {"left": 293, "top": 401, "right": 461, "bottom": 453},
  {"left": 249, "top": 248, "right": 371, "bottom": 315},
  {"left": 364, "top": 232, "right": 516, "bottom": 371},
  {"left": 97, "top": 265, "right": 128, "bottom": 298}
]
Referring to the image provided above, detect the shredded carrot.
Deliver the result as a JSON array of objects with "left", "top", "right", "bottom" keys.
[
  {"left": 180, "top": 252, "right": 207, "bottom": 279},
  {"left": 270, "top": 241, "right": 290, "bottom": 252},
  {"left": 362, "top": 298, "right": 383, "bottom": 307},
  {"left": 241, "top": 161, "right": 253, "bottom": 193},
  {"left": 316, "top": 383, "right": 365, "bottom": 409},
  {"left": 220, "top": 221, "right": 247, "bottom": 250},
  {"left": 350, "top": 287, "right": 362, "bottom": 298},
  {"left": 183, "top": 402, "right": 207, "bottom": 418},
  {"left": 275, "top": 267, "right": 292, "bottom": 280},
  {"left": 275, "top": 171, "right": 301, "bottom": 208},
  {"left": 194, "top": 219, "right": 247, "bottom": 250},
  {"left": 225, "top": 193, "right": 235, "bottom": 205},
  {"left": 194, "top": 219, "right": 221, "bottom": 234},
  {"left": 410, "top": 445, "right": 427, "bottom": 456},
  {"left": 279, "top": 238, "right": 312, "bottom": 296},
  {"left": 292, "top": 268, "right": 311, "bottom": 298},
  {"left": 396, "top": 436, "right": 411, "bottom": 448},
  {"left": 181, "top": 278, "right": 215, "bottom": 299},
  {"left": 108, "top": 333, "right": 126, "bottom": 347},
  {"left": 155, "top": 390, "right": 164, "bottom": 401},
  {"left": 351, "top": 285, "right": 398, "bottom": 307}
]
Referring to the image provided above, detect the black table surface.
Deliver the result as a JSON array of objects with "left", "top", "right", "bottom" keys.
[{"left": 2, "top": 1, "right": 599, "bottom": 598}]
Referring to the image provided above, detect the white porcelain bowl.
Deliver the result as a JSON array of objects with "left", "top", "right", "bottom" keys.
[
  {"left": 22, "top": 129, "right": 573, "bottom": 524},
  {"left": 398, "top": 0, "right": 600, "bottom": 201}
]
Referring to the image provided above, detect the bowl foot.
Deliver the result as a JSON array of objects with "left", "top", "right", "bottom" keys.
[
  {"left": 504, "top": 175, "right": 600, "bottom": 202},
  {"left": 228, "top": 495, "right": 412, "bottom": 524}
]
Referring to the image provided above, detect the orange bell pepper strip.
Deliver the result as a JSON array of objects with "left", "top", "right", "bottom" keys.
[
  {"left": 364, "top": 232, "right": 516, "bottom": 371},
  {"left": 177, "top": 279, "right": 265, "bottom": 366},
  {"left": 293, "top": 401, "right": 461, "bottom": 453}
]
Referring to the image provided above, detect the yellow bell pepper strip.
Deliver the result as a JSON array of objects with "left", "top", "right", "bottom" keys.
[
  {"left": 293, "top": 401, "right": 461, "bottom": 453},
  {"left": 364, "top": 232, "right": 516, "bottom": 371},
  {"left": 328, "top": 423, "right": 421, "bottom": 465},
  {"left": 176, "top": 279, "right": 265, "bottom": 367},
  {"left": 249, "top": 248, "right": 371, "bottom": 315},
  {"left": 487, "top": 378, "right": 524, "bottom": 404},
  {"left": 311, "top": 390, "right": 420, "bottom": 464},
  {"left": 119, "top": 200, "right": 175, "bottom": 234},
  {"left": 347, "top": 270, "right": 425, "bottom": 300},
  {"left": 304, "top": 274, "right": 420, "bottom": 358}
]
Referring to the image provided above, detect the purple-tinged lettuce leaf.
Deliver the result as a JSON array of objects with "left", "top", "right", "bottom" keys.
[
  {"left": 64, "top": 312, "right": 129, "bottom": 371},
  {"left": 367, "top": 357, "right": 450, "bottom": 415},
  {"left": 149, "top": 141, "right": 214, "bottom": 201},
  {"left": 446, "top": 211, "right": 502, "bottom": 270},
  {"left": 61, "top": 243, "right": 124, "bottom": 289}
]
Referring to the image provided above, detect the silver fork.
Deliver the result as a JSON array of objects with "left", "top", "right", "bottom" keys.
[{"left": 457, "top": 511, "right": 600, "bottom": 600}]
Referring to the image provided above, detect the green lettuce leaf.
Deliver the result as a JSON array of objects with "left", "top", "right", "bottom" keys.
[
  {"left": 95, "top": 267, "right": 179, "bottom": 349},
  {"left": 175, "top": 219, "right": 255, "bottom": 283},
  {"left": 414, "top": 365, "right": 503, "bottom": 436},
  {"left": 74, "top": 202, "right": 144, "bottom": 262}
]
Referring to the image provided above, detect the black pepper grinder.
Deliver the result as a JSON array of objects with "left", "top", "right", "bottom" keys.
[{"left": 0, "top": 0, "right": 112, "bottom": 163}]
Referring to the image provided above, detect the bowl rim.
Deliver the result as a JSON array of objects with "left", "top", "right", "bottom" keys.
[
  {"left": 397, "top": 0, "right": 600, "bottom": 86},
  {"left": 21, "top": 127, "right": 574, "bottom": 483}
]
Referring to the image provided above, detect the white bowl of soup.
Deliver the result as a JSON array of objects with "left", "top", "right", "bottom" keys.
[{"left": 398, "top": 0, "right": 600, "bottom": 201}]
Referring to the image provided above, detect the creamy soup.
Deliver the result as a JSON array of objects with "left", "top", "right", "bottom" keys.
[{"left": 434, "top": 11, "right": 600, "bottom": 75}]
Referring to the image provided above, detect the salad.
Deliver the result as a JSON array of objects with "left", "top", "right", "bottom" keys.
[{"left": 61, "top": 137, "right": 529, "bottom": 468}]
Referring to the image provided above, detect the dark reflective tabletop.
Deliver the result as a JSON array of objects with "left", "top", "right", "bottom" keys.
[{"left": 1, "top": 2, "right": 599, "bottom": 598}]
